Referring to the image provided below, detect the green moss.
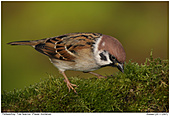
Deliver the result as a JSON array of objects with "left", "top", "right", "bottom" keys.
[{"left": 2, "top": 52, "right": 169, "bottom": 112}]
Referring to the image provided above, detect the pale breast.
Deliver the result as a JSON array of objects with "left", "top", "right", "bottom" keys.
[{"left": 50, "top": 48, "right": 100, "bottom": 72}]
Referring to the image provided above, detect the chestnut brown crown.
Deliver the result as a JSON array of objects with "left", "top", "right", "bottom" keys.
[{"left": 99, "top": 35, "right": 126, "bottom": 64}]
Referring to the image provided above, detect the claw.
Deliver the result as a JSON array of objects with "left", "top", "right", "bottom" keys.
[
  {"left": 65, "top": 80, "right": 77, "bottom": 93},
  {"left": 60, "top": 71, "right": 77, "bottom": 94}
]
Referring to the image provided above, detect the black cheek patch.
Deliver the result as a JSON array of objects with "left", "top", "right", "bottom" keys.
[{"left": 99, "top": 53, "right": 107, "bottom": 61}]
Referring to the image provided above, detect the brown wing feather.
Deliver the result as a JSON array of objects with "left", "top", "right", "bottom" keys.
[{"left": 35, "top": 32, "right": 102, "bottom": 61}]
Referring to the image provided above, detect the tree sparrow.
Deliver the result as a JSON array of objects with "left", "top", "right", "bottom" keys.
[{"left": 8, "top": 32, "right": 126, "bottom": 93}]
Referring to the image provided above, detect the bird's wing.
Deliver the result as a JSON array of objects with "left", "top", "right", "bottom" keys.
[{"left": 35, "top": 33, "right": 102, "bottom": 61}]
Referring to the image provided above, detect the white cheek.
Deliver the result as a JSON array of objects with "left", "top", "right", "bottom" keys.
[
  {"left": 95, "top": 50, "right": 112, "bottom": 66},
  {"left": 93, "top": 36, "right": 112, "bottom": 66}
]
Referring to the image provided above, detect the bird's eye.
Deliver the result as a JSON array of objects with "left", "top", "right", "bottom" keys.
[
  {"left": 109, "top": 54, "right": 116, "bottom": 62},
  {"left": 111, "top": 55, "right": 115, "bottom": 60}
]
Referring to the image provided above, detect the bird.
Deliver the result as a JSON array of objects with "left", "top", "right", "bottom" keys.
[{"left": 7, "top": 32, "right": 126, "bottom": 93}]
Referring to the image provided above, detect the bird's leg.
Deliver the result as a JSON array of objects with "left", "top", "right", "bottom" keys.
[
  {"left": 88, "top": 72, "right": 107, "bottom": 79},
  {"left": 60, "top": 71, "right": 77, "bottom": 94}
]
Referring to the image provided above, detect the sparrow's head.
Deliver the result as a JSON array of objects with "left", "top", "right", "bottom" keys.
[{"left": 94, "top": 34, "right": 126, "bottom": 73}]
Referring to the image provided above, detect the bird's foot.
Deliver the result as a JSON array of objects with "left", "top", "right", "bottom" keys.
[
  {"left": 60, "top": 71, "right": 78, "bottom": 94},
  {"left": 64, "top": 79, "right": 77, "bottom": 94},
  {"left": 96, "top": 75, "right": 107, "bottom": 79}
]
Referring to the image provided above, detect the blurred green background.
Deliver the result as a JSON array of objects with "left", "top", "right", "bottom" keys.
[{"left": 2, "top": 1, "right": 168, "bottom": 91}]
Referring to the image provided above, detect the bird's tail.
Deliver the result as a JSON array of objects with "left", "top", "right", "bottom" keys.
[{"left": 7, "top": 39, "right": 46, "bottom": 47}]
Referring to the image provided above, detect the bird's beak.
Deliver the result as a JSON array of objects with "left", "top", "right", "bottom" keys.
[{"left": 115, "top": 63, "right": 124, "bottom": 73}]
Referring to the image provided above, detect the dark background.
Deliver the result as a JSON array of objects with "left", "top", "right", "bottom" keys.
[{"left": 2, "top": 1, "right": 168, "bottom": 91}]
